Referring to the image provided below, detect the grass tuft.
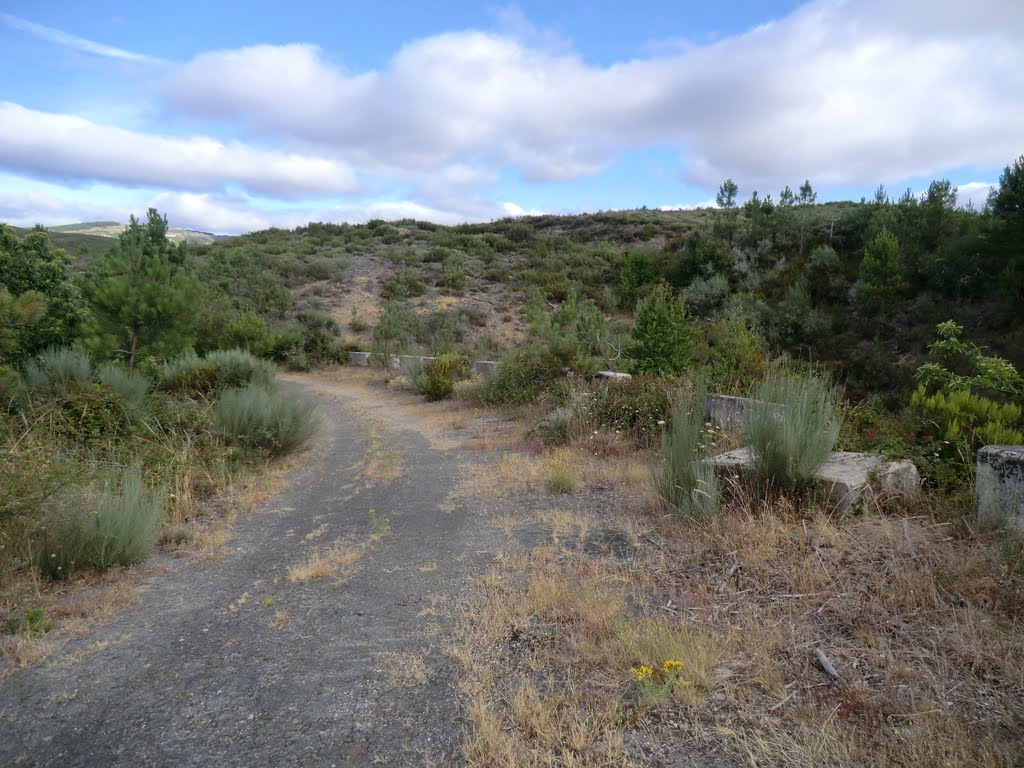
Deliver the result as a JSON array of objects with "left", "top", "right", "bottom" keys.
[{"left": 654, "top": 380, "right": 720, "bottom": 518}]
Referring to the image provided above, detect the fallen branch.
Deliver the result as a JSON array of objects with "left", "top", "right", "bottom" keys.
[{"left": 815, "top": 648, "right": 844, "bottom": 685}]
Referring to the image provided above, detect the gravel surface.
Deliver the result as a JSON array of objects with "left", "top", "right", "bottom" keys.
[{"left": 0, "top": 375, "right": 499, "bottom": 767}]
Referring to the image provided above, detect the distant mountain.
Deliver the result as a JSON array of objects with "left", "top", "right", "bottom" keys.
[{"left": 46, "top": 222, "right": 230, "bottom": 245}]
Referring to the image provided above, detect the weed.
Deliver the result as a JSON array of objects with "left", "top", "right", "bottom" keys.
[
  {"left": 544, "top": 469, "right": 577, "bottom": 494},
  {"left": 368, "top": 508, "right": 391, "bottom": 536}
]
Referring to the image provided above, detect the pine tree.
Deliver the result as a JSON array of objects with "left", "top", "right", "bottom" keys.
[
  {"left": 850, "top": 228, "right": 907, "bottom": 314},
  {"left": 628, "top": 283, "right": 696, "bottom": 376},
  {"left": 84, "top": 209, "right": 199, "bottom": 370}
]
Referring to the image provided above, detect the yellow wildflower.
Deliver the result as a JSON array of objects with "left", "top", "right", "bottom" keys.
[
  {"left": 661, "top": 659, "right": 683, "bottom": 674},
  {"left": 629, "top": 665, "right": 654, "bottom": 682}
]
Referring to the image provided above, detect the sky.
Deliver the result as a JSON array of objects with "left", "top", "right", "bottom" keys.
[{"left": 0, "top": 0, "right": 1021, "bottom": 234}]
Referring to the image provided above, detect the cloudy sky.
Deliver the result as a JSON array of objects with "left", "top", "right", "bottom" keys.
[{"left": 0, "top": 0, "right": 1021, "bottom": 234}]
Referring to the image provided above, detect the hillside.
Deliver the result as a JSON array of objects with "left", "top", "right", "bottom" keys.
[{"left": 190, "top": 200, "right": 1024, "bottom": 402}]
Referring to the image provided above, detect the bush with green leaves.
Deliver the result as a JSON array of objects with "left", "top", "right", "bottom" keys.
[
  {"left": 381, "top": 267, "right": 426, "bottom": 299},
  {"left": 22, "top": 347, "right": 93, "bottom": 396},
  {"left": 34, "top": 469, "right": 165, "bottom": 579},
  {"left": 586, "top": 377, "right": 676, "bottom": 447},
  {"left": 416, "top": 353, "right": 471, "bottom": 402},
  {"left": 653, "top": 381, "right": 719, "bottom": 519},
  {"left": 215, "top": 384, "right": 318, "bottom": 455},
  {"left": 745, "top": 370, "right": 841, "bottom": 494},
  {"left": 480, "top": 345, "right": 564, "bottom": 406},
  {"left": 161, "top": 348, "right": 275, "bottom": 396}
]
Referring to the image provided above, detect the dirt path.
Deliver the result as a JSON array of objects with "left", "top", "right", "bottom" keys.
[{"left": 0, "top": 372, "right": 506, "bottom": 767}]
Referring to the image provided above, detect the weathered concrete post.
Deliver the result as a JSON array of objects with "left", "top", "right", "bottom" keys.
[{"left": 977, "top": 445, "right": 1024, "bottom": 531}]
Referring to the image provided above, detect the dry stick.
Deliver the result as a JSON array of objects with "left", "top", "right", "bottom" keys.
[{"left": 815, "top": 648, "right": 844, "bottom": 685}]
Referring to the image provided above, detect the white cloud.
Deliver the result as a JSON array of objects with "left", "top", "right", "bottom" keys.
[
  {"left": 162, "top": 0, "right": 1024, "bottom": 190},
  {"left": 957, "top": 181, "right": 995, "bottom": 211},
  {"left": 0, "top": 12, "right": 168, "bottom": 65},
  {"left": 0, "top": 103, "right": 358, "bottom": 198}
]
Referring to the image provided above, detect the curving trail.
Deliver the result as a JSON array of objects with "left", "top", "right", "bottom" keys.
[{"left": 0, "top": 372, "right": 504, "bottom": 767}]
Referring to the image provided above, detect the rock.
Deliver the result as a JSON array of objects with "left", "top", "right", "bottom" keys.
[
  {"left": 977, "top": 445, "right": 1024, "bottom": 531},
  {"left": 712, "top": 448, "right": 920, "bottom": 512},
  {"left": 471, "top": 360, "right": 498, "bottom": 378}
]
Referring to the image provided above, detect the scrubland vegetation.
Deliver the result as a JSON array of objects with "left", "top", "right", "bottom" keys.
[{"left": 3, "top": 157, "right": 1023, "bottom": 762}]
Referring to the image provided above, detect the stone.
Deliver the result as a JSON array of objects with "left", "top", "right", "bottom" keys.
[
  {"left": 348, "top": 351, "right": 371, "bottom": 366},
  {"left": 712, "top": 448, "right": 920, "bottom": 512},
  {"left": 977, "top": 445, "right": 1024, "bottom": 531},
  {"left": 398, "top": 355, "right": 432, "bottom": 376},
  {"left": 472, "top": 360, "right": 499, "bottom": 378},
  {"left": 597, "top": 370, "right": 632, "bottom": 381},
  {"left": 705, "top": 394, "right": 754, "bottom": 432}
]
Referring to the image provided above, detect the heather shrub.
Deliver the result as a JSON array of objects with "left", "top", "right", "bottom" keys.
[
  {"left": 34, "top": 469, "right": 164, "bottom": 579},
  {"left": 653, "top": 381, "right": 719, "bottom": 519},
  {"left": 22, "top": 347, "right": 92, "bottom": 396},
  {"left": 161, "top": 349, "right": 274, "bottom": 396},
  {"left": 746, "top": 371, "right": 841, "bottom": 494},
  {"left": 215, "top": 384, "right": 318, "bottom": 455}
]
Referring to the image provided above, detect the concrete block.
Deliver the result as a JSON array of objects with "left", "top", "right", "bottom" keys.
[
  {"left": 712, "top": 448, "right": 920, "bottom": 512},
  {"left": 348, "top": 351, "right": 371, "bottom": 366},
  {"left": 977, "top": 445, "right": 1024, "bottom": 531},
  {"left": 597, "top": 370, "right": 632, "bottom": 381},
  {"left": 705, "top": 394, "right": 753, "bottom": 432},
  {"left": 398, "top": 355, "right": 432, "bottom": 376},
  {"left": 472, "top": 360, "right": 499, "bottom": 378}
]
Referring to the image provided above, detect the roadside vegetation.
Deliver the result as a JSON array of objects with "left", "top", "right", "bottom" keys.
[{"left": 3, "top": 156, "right": 1023, "bottom": 761}]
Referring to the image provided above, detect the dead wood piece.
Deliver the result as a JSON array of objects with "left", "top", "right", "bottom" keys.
[{"left": 815, "top": 647, "right": 844, "bottom": 684}]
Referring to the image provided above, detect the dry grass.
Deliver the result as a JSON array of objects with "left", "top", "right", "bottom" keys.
[
  {"left": 451, "top": 436, "right": 1024, "bottom": 767},
  {"left": 379, "top": 651, "right": 432, "bottom": 688},
  {"left": 267, "top": 611, "right": 290, "bottom": 630},
  {"left": 286, "top": 542, "right": 364, "bottom": 583}
]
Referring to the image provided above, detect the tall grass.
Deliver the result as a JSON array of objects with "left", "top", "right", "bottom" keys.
[
  {"left": 34, "top": 469, "right": 165, "bottom": 579},
  {"left": 746, "top": 370, "right": 841, "bottom": 493},
  {"left": 654, "top": 381, "right": 720, "bottom": 519},
  {"left": 22, "top": 347, "right": 92, "bottom": 396},
  {"left": 215, "top": 384, "right": 318, "bottom": 455}
]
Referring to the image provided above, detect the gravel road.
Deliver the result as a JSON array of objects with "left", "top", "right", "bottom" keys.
[{"left": 0, "top": 374, "right": 500, "bottom": 767}]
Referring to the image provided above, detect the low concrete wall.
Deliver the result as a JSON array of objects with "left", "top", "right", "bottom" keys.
[{"left": 977, "top": 445, "right": 1024, "bottom": 531}]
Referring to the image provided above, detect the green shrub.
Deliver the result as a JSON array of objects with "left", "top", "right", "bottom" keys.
[
  {"left": 653, "top": 382, "right": 720, "bottom": 519},
  {"left": 416, "top": 354, "right": 471, "bottom": 402},
  {"left": 480, "top": 345, "right": 564, "bottom": 406},
  {"left": 381, "top": 267, "right": 426, "bottom": 299},
  {"left": 0, "top": 364, "right": 26, "bottom": 411},
  {"left": 161, "top": 349, "right": 275, "bottom": 395},
  {"left": 96, "top": 362, "right": 149, "bottom": 409},
  {"left": 215, "top": 384, "right": 318, "bottom": 455},
  {"left": 22, "top": 347, "right": 92, "bottom": 396},
  {"left": 587, "top": 377, "right": 675, "bottom": 447},
  {"left": 34, "top": 469, "right": 164, "bottom": 579},
  {"left": 910, "top": 387, "right": 1023, "bottom": 447},
  {"left": 746, "top": 371, "right": 841, "bottom": 494},
  {"left": 52, "top": 382, "right": 136, "bottom": 441},
  {"left": 223, "top": 311, "right": 278, "bottom": 357}
]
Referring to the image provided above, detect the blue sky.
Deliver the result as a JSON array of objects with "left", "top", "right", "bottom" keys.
[{"left": 0, "top": 0, "right": 1020, "bottom": 233}]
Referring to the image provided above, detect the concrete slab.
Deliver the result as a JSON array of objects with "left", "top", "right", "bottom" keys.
[
  {"left": 348, "top": 351, "right": 371, "bottom": 366},
  {"left": 977, "top": 445, "right": 1024, "bottom": 531},
  {"left": 597, "top": 370, "right": 632, "bottom": 381},
  {"left": 712, "top": 447, "right": 920, "bottom": 512}
]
